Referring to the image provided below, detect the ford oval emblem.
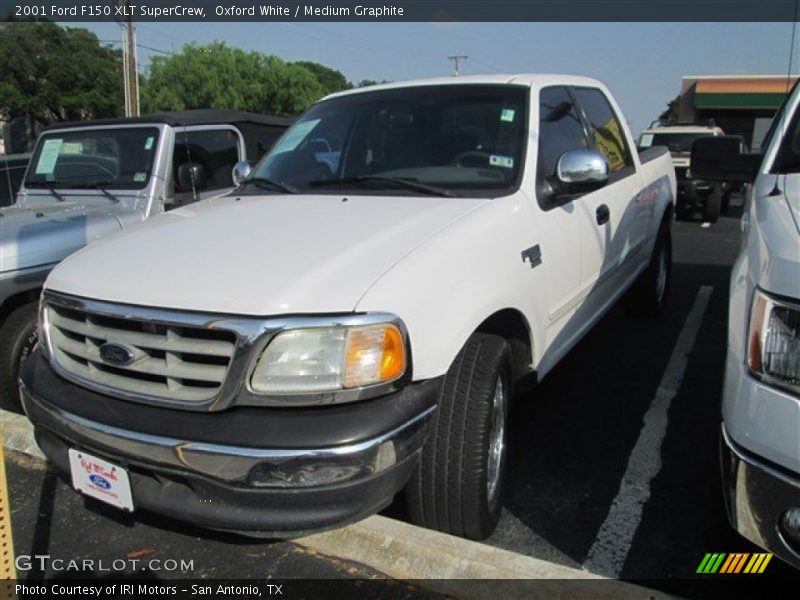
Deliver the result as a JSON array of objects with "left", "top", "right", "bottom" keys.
[
  {"left": 89, "top": 474, "right": 111, "bottom": 490},
  {"left": 99, "top": 343, "right": 135, "bottom": 366}
]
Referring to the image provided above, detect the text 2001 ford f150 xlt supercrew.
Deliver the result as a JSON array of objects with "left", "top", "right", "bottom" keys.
[{"left": 21, "top": 75, "right": 676, "bottom": 540}]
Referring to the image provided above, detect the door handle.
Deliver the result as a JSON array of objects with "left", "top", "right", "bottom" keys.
[{"left": 596, "top": 204, "right": 610, "bottom": 225}]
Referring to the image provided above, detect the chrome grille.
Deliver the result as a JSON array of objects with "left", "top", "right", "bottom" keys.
[{"left": 44, "top": 301, "right": 237, "bottom": 403}]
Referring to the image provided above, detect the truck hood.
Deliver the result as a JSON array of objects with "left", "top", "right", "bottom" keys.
[
  {"left": 0, "top": 201, "right": 129, "bottom": 273},
  {"left": 753, "top": 174, "right": 800, "bottom": 300},
  {"left": 46, "top": 193, "right": 490, "bottom": 315}
]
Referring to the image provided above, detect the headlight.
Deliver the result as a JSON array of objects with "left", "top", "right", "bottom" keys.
[
  {"left": 747, "top": 289, "right": 800, "bottom": 395},
  {"left": 250, "top": 323, "right": 406, "bottom": 394}
]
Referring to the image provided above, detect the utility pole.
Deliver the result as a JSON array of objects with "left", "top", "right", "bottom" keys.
[
  {"left": 448, "top": 54, "right": 468, "bottom": 76},
  {"left": 118, "top": 0, "right": 139, "bottom": 116}
]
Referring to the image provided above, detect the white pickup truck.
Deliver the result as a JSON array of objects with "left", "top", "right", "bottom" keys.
[
  {"left": 692, "top": 81, "right": 800, "bottom": 570},
  {"left": 21, "top": 75, "right": 675, "bottom": 540}
]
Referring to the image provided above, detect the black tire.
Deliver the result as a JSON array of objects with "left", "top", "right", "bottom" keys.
[
  {"left": 405, "top": 333, "right": 511, "bottom": 540},
  {"left": 703, "top": 188, "right": 722, "bottom": 223},
  {"left": 622, "top": 223, "right": 671, "bottom": 318},
  {"left": 0, "top": 301, "right": 39, "bottom": 412},
  {"left": 721, "top": 189, "right": 732, "bottom": 213}
]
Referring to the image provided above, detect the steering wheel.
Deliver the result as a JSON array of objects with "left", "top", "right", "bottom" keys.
[{"left": 450, "top": 150, "right": 493, "bottom": 168}]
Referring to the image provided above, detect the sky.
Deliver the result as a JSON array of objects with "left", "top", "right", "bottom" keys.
[{"left": 72, "top": 21, "right": 800, "bottom": 137}]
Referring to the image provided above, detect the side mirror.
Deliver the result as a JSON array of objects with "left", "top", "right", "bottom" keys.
[
  {"left": 232, "top": 160, "right": 253, "bottom": 186},
  {"left": 690, "top": 136, "right": 761, "bottom": 183},
  {"left": 556, "top": 149, "right": 610, "bottom": 193},
  {"left": 177, "top": 162, "right": 208, "bottom": 193}
]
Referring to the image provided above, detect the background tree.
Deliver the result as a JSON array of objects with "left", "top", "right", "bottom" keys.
[
  {"left": 142, "top": 43, "right": 331, "bottom": 116},
  {"left": 292, "top": 61, "right": 351, "bottom": 95},
  {"left": 658, "top": 94, "right": 682, "bottom": 125},
  {"left": 356, "top": 79, "right": 393, "bottom": 88},
  {"left": 0, "top": 21, "right": 123, "bottom": 124}
]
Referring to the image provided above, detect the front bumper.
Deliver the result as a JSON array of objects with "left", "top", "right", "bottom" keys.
[
  {"left": 720, "top": 425, "right": 800, "bottom": 570},
  {"left": 21, "top": 351, "right": 439, "bottom": 536}
]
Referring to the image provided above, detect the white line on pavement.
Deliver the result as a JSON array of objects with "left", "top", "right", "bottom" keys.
[
  {"left": 701, "top": 222, "right": 711, "bottom": 228},
  {"left": 582, "top": 285, "right": 713, "bottom": 577}
]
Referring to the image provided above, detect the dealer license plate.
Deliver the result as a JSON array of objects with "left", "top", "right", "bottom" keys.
[{"left": 68, "top": 448, "right": 134, "bottom": 512}]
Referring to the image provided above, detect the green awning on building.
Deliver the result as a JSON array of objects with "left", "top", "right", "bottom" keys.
[{"left": 694, "top": 93, "right": 787, "bottom": 109}]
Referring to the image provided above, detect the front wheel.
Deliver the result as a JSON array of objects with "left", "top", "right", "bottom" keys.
[
  {"left": 0, "top": 301, "right": 39, "bottom": 412},
  {"left": 405, "top": 333, "right": 511, "bottom": 540}
]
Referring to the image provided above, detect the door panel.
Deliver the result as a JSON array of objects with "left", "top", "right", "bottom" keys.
[
  {"left": 572, "top": 87, "right": 647, "bottom": 310},
  {"left": 534, "top": 86, "right": 589, "bottom": 350}
]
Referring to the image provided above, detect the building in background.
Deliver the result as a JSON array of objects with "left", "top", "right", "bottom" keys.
[{"left": 678, "top": 75, "right": 798, "bottom": 150}]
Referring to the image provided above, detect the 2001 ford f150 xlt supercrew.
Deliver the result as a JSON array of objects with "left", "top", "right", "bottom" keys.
[
  {"left": 21, "top": 75, "right": 676, "bottom": 540},
  {"left": 692, "top": 80, "right": 800, "bottom": 570},
  {"left": 0, "top": 110, "right": 290, "bottom": 410}
]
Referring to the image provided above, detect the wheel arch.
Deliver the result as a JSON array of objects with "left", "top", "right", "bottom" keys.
[{"left": 474, "top": 308, "right": 535, "bottom": 393}]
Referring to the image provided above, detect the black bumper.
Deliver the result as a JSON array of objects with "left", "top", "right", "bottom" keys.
[
  {"left": 720, "top": 425, "right": 800, "bottom": 570},
  {"left": 21, "top": 351, "right": 439, "bottom": 537}
]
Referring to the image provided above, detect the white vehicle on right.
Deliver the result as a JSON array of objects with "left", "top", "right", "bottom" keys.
[{"left": 692, "top": 81, "right": 800, "bottom": 570}]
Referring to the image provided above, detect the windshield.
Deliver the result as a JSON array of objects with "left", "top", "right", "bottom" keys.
[
  {"left": 772, "top": 99, "right": 800, "bottom": 174},
  {"left": 252, "top": 84, "right": 528, "bottom": 197},
  {"left": 639, "top": 132, "right": 715, "bottom": 153},
  {"left": 25, "top": 127, "right": 160, "bottom": 190}
]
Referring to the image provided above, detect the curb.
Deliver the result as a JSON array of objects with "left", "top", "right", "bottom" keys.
[
  {"left": 2, "top": 409, "right": 672, "bottom": 599},
  {"left": 1, "top": 409, "right": 44, "bottom": 460}
]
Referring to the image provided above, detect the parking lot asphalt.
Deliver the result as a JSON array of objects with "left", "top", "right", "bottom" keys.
[
  {"left": 473, "top": 196, "right": 799, "bottom": 584},
  {"left": 3, "top": 194, "right": 798, "bottom": 598}
]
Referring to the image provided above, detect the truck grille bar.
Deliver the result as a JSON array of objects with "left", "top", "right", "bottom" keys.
[{"left": 44, "top": 299, "right": 237, "bottom": 403}]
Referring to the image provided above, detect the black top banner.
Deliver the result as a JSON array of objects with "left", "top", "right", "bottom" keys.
[{"left": 1, "top": 0, "right": 799, "bottom": 22}]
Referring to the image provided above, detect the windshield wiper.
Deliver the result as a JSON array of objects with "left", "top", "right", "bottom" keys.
[
  {"left": 308, "top": 175, "right": 455, "bottom": 197},
  {"left": 239, "top": 177, "right": 297, "bottom": 194},
  {"left": 65, "top": 181, "right": 121, "bottom": 203},
  {"left": 41, "top": 181, "right": 65, "bottom": 202}
]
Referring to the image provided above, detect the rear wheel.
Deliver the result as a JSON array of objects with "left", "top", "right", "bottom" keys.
[
  {"left": 703, "top": 188, "right": 722, "bottom": 223},
  {"left": 623, "top": 223, "right": 671, "bottom": 318},
  {"left": 405, "top": 333, "right": 511, "bottom": 540},
  {"left": 0, "top": 301, "right": 39, "bottom": 412}
]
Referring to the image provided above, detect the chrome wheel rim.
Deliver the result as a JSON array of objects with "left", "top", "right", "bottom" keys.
[
  {"left": 655, "top": 244, "right": 668, "bottom": 302},
  {"left": 486, "top": 377, "right": 506, "bottom": 506}
]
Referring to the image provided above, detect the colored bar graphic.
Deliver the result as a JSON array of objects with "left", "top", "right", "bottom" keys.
[
  {"left": 697, "top": 552, "right": 773, "bottom": 574},
  {"left": 758, "top": 554, "right": 772, "bottom": 573}
]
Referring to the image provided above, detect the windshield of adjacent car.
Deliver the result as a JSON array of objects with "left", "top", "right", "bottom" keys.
[
  {"left": 639, "top": 132, "right": 715, "bottom": 153},
  {"left": 24, "top": 127, "right": 160, "bottom": 190},
  {"left": 771, "top": 101, "right": 800, "bottom": 174},
  {"left": 251, "top": 84, "right": 528, "bottom": 197}
]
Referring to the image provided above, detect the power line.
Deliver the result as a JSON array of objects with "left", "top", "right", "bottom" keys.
[{"left": 100, "top": 40, "right": 172, "bottom": 55}]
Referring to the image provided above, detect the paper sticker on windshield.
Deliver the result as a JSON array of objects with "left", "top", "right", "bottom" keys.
[
  {"left": 35, "top": 139, "right": 63, "bottom": 175},
  {"left": 271, "top": 119, "right": 321, "bottom": 155},
  {"left": 144, "top": 136, "right": 155, "bottom": 150},
  {"left": 500, "top": 109, "right": 516, "bottom": 123},
  {"left": 639, "top": 133, "right": 654, "bottom": 148},
  {"left": 490, "top": 155, "right": 514, "bottom": 168},
  {"left": 133, "top": 172, "right": 146, "bottom": 182}
]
